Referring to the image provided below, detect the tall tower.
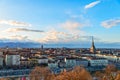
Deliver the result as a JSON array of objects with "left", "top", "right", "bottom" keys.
[
  {"left": 41, "top": 44, "right": 44, "bottom": 54},
  {"left": 41, "top": 45, "right": 43, "bottom": 50},
  {"left": 90, "top": 36, "right": 96, "bottom": 53}
]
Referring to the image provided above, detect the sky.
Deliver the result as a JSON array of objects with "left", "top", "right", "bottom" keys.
[{"left": 0, "top": 0, "right": 120, "bottom": 48}]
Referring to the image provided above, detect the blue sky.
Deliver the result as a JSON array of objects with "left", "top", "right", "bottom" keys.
[{"left": 0, "top": 0, "right": 120, "bottom": 48}]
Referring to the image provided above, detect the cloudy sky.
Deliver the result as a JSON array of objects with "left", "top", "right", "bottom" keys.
[{"left": 0, "top": 0, "right": 120, "bottom": 48}]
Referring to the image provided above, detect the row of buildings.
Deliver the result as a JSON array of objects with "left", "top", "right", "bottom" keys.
[
  {"left": 0, "top": 37, "right": 119, "bottom": 71},
  {"left": 0, "top": 51, "right": 109, "bottom": 68}
]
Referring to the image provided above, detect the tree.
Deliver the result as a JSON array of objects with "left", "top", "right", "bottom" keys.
[
  {"left": 29, "top": 66, "right": 54, "bottom": 80},
  {"left": 115, "top": 71, "right": 120, "bottom": 80},
  {"left": 104, "top": 64, "right": 117, "bottom": 80},
  {"left": 0, "top": 78, "right": 17, "bottom": 80},
  {"left": 94, "top": 64, "right": 118, "bottom": 80},
  {"left": 94, "top": 71, "right": 104, "bottom": 80},
  {"left": 55, "top": 66, "right": 92, "bottom": 80}
]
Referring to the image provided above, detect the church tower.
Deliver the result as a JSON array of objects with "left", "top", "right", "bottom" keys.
[
  {"left": 41, "top": 44, "right": 44, "bottom": 54},
  {"left": 90, "top": 36, "right": 96, "bottom": 53}
]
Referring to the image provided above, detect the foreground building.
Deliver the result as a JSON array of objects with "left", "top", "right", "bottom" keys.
[
  {"left": 0, "top": 52, "right": 3, "bottom": 66},
  {"left": 88, "top": 57, "right": 108, "bottom": 66},
  {"left": 5, "top": 54, "right": 20, "bottom": 66}
]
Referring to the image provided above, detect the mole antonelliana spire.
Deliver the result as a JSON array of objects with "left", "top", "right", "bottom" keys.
[{"left": 90, "top": 36, "right": 96, "bottom": 53}]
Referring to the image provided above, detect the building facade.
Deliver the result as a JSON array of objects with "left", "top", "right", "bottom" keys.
[{"left": 6, "top": 54, "right": 20, "bottom": 66}]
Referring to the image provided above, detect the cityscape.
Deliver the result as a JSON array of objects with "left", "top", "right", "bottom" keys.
[
  {"left": 0, "top": 38, "right": 120, "bottom": 80},
  {"left": 0, "top": 0, "right": 120, "bottom": 80}
]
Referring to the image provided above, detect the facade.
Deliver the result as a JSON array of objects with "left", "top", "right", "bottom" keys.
[
  {"left": 48, "top": 61, "right": 58, "bottom": 68},
  {"left": 58, "top": 57, "right": 89, "bottom": 68},
  {"left": 0, "top": 52, "right": 3, "bottom": 66},
  {"left": 37, "top": 57, "right": 48, "bottom": 64},
  {"left": 76, "top": 59, "right": 88, "bottom": 67},
  {"left": 20, "top": 59, "right": 30, "bottom": 66},
  {"left": 65, "top": 57, "right": 76, "bottom": 68},
  {"left": 0, "top": 52, "right": 3, "bottom": 55},
  {"left": 88, "top": 57, "right": 108, "bottom": 66},
  {"left": 6, "top": 54, "right": 20, "bottom": 66},
  {"left": 0, "top": 56, "right": 3, "bottom": 66}
]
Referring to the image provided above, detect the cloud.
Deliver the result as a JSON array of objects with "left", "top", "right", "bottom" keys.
[
  {"left": 37, "top": 30, "right": 68, "bottom": 43},
  {"left": 61, "top": 21, "right": 83, "bottom": 30},
  {"left": 101, "top": 19, "right": 120, "bottom": 28},
  {"left": 59, "top": 21, "right": 90, "bottom": 35},
  {"left": 85, "top": 0, "right": 101, "bottom": 9},
  {"left": 60, "top": 21, "right": 87, "bottom": 34},
  {"left": 0, "top": 35, "right": 31, "bottom": 42},
  {"left": 0, "top": 20, "right": 32, "bottom": 27},
  {"left": 4, "top": 28, "right": 44, "bottom": 33},
  {"left": 9, "top": 35, "right": 28, "bottom": 41},
  {"left": 37, "top": 29, "right": 87, "bottom": 43},
  {"left": 37, "top": 20, "right": 90, "bottom": 43}
]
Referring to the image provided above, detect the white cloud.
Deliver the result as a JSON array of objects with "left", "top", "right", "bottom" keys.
[
  {"left": 0, "top": 20, "right": 32, "bottom": 27},
  {"left": 60, "top": 21, "right": 86, "bottom": 34},
  {"left": 59, "top": 21, "right": 89, "bottom": 35},
  {"left": 0, "top": 35, "right": 31, "bottom": 42},
  {"left": 101, "top": 19, "right": 120, "bottom": 28},
  {"left": 4, "top": 28, "right": 44, "bottom": 33},
  {"left": 85, "top": 0, "right": 101, "bottom": 9},
  {"left": 37, "top": 29, "right": 86, "bottom": 43},
  {"left": 37, "top": 30, "right": 67, "bottom": 43},
  {"left": 9, "top": 35, "right": 28, "bottom": 41},
  {"left": 61, "top": 21, "right": 83, "bottom": 30},
  {"left": 37, "top": 20, "right": 90, "bottom": 43}
]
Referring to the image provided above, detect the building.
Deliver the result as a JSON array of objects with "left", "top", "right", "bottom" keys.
[
  {"left": 0, "top": 52, "right": 4, "bottom": 66},
  {"left": 0, "top": 56, "right": 3, "bottom": 66},
  {"left": 20, "top": 59, "right": 30, "bottom": 67},
  {"left": 48, "top": 61, "right": 58, "bottom": 69},
  {"left": 87, "top": 57, "right": 108, "bottom": 66},
  {"left": 65, "top": 57, "right": 76, "bottom": 68},
  {"left": 5, "top": 54, "right": 20, "bottom": 66},
  {"left": 37, "top": 57, "right": 48, "bottom": 65},
  {"left": 90, "top": 37, "right": 96, "bottom": 53},
  {"left": 76, "top": 58, "right": 88, "bottom": 67}
]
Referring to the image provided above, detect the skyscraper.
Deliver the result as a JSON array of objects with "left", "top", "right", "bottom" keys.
[{"left": 90, "top": 36, "right": 96, "bottom": 53}]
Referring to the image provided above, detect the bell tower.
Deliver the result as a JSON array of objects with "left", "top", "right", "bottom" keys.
[{"left": 90, "top": 36, "right": 96, "bottom": 53}]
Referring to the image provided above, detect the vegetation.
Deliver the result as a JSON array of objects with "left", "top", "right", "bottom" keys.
[
  {"left": 29, "top": 65, "right": 120, "bottom": 80},
  {"left": 0, "top": 65, "right": 120, "bottom": 80},
  {"left": 29, "top": 66, "right": 92, "bottom": 80},
  {"left": 55, "top": 66, "right": 92, "bottom": 80},
  {"left": 29, "top": 66, "right": 54, "bottom": 80},
  {"left": 94, "top": 64, "right": 120, "bottom": 80}
]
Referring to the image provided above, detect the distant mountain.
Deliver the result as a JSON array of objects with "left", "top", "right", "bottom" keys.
[
  {"left": 0, "top": 42, "right": 41, "bottom": 48},
  {"left": 0, "top": 41, "right": 119, "bottom": 48}
]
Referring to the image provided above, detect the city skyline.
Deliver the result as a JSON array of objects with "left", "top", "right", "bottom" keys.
[{"left": 0, "top": 0, "right": 120, "bottom": 48}]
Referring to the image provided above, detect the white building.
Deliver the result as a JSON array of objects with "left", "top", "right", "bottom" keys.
[
  {"left": 88, "top": 57, "right": 108, "bottom": 66},
  {"left": 0, "top": 52, "right": 4, "bottom": 66},
  {"left": 96, "top": 54, "right": 118, "bottom": 62},
  {"left": 6, "top": 54, "right": 20, "bottom": 66},
  {"left": 58, "top": 57, "right": 89, "bottom": 68},
  {"left": 76, "top": 59, "right": 88, "bottom": 67},
  {"left": 0, "top": 56, "right": 3, "bottom": 66},
  {"left": 65, "top": 57, "right": 76, "bottom": 68},
  {"left": 37, "top": 57, "right": 48, "bottom": 64},
  {"left": 48, "top": 61, "right": 58, "bottom": 68}
]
